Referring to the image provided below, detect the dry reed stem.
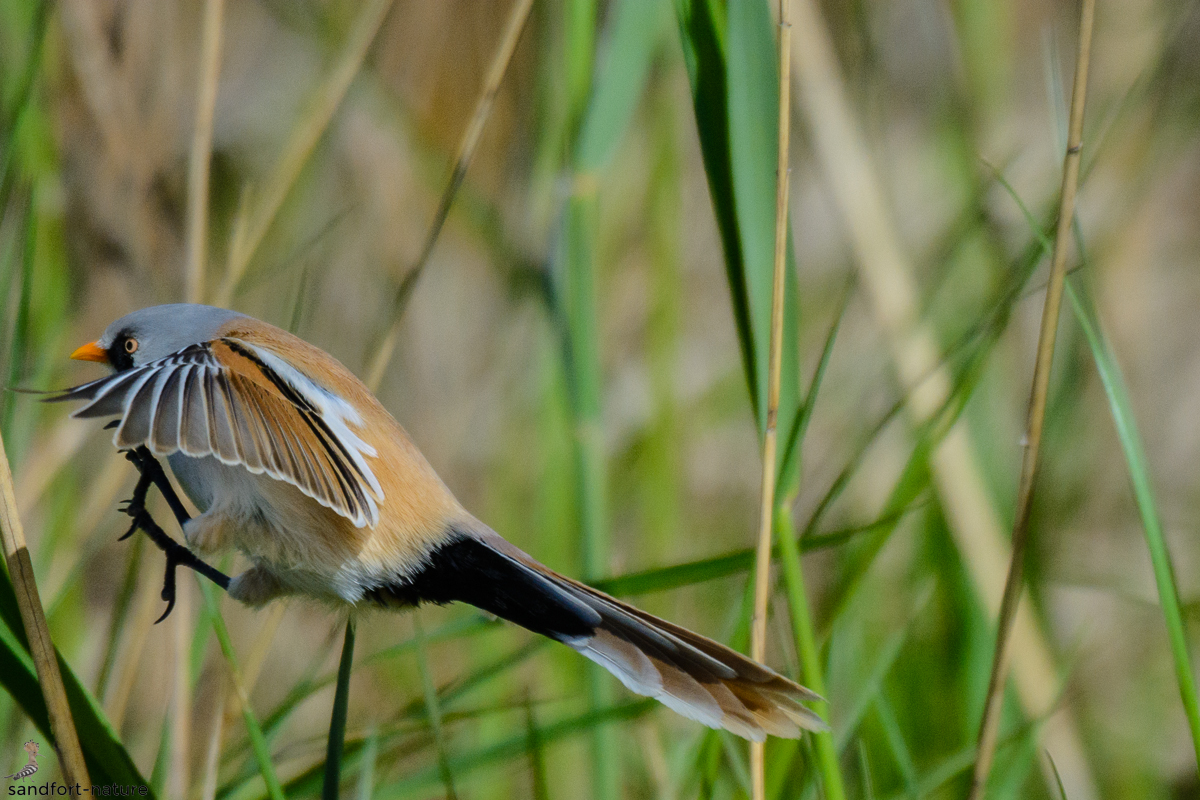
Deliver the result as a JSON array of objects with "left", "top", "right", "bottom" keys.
[
  {"left": 59, "top": 0, "right": 133, "bottom": 162},
  {"left": 749, "top": 2, "right": 792, "bottom": 797},
  {"left": 969, "top": 1, "right": 1097, "bottom": 795},
  {"left": 785, "top": 0, "right": 1098, "bottom": 796},
  {"left": 0, "top": 431, "right": 90, "bottom": 787},
  {"left": 185, "top": 0, "right": 226, "bottom": 304},
  {"left": 217, "top": 0, "right": 396, "bottom": 305},
  {"left": 365, "top": 0, "right": 535, "bottom": 390}
]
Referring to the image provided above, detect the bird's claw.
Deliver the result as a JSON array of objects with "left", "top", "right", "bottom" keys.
[
  {"left": 117, "top": 446, "right": 231, "bottom": 622},
  {"left": 156, "top": 554, "right": 178, "bottom": 624}
]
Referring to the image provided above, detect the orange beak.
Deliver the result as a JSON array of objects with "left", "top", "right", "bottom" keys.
[{"left": 70, "top": 341, "right": 108, "bottom": 363}]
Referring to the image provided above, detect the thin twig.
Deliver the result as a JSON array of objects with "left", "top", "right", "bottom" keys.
[
  {"left": 184, "top": 0, "right": 226, "bottom": 304},
  {"left": 968, "top": 1, "right": 1096, "bottom": 796},
  {"left": 0, "top": 429, "right": 90, "bottom": 787},
  {"left": 749, "top": 2, "right": 792, "bottom": 797},
  {"left": 365, "top": 0, "right": 535, "bottom": 391}
]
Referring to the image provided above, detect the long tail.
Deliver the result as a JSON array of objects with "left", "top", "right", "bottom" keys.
[{"left": 372, "top": 522, "right": 827, "bottom": 741}]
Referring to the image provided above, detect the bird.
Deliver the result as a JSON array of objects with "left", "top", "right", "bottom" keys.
[
  {"left": 5, "top": 741, "right": 38, "bottom": 781},
  {"left": 54, "top": 303, "right": 825, "bottom": 741}
]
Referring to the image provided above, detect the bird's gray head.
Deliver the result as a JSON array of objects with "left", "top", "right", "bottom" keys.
[{"left": 73, "top": 304, "right": 247, "bottom": 371}]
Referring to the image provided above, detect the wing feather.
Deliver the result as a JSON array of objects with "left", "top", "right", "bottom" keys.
[
  {"left": 150, "top": 365, "right": 185, "bottom": 452},
  {"left": 48, "top": 341, "right": 383, "bottom": 526},
  {"left": 178, "top": 365, "right": 210, "bottom": 457},
  {"left": 115, "top": 369, "right": 163, "bottom": 448},
  {"left": 205, "top": 368, "right": 239, "bottom": 462}
]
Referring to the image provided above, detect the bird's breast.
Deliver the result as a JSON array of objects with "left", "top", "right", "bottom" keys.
[{"left": 165, "top": 449, "right": 464, "bottom": 603}]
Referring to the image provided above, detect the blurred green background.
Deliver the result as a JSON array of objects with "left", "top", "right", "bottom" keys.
[{"left": 2, "top": 0, "right": 1200, "bottom": 798}]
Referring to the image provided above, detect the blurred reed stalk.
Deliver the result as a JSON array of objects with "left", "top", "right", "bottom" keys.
[
  {"left": 217, "top": 0, "right": 396, "bottom": 304},
  {"left": 366, "top": 0, "right": 535, "bottom": 390},
  {"left": 748, "top": 0, "right": 792, "bottom": 795},
  {"left": 555, "top": 0, "right": 672, "bottom": 794},
  {"left": 176, "top": 4, "right": 226, "bottom": 784},
  {"left": 184, "top": 0, "right": 226, "bottom": 304},
  {"left": 968, "top": 0, "right": 1096, "bottom": 793},
  {"left": 0, "top": 428, "right": 89, "bottom": 787},
  {"left": 559, "top": 0, "right": 613, "bottom": 792},
  {"left": 785, "top": 0, "right": 1098, "bottom": 794}
]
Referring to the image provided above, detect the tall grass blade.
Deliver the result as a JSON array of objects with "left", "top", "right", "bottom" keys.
[
  {"left": 557, "top": 2, "right": 667, "bottom": 797},
  {"left": 0, "top": 0, "right": 51, "bottom": 198},
  {"left": 778, "top": 288, "right": 849, "bottom": 498},
  {"left": 776, "top": 512, "right": 845, "bottom": 800},
  {"left": 970, "top": 1, "right": 1096, "bottom": 791},
  {"left": 1, "top": 191, "right": 33, "bottom": 445},
  {"left": 375, "top": 700, "right": 658, "bottom": 799},
  {"left": 858, "top": 741, "right": 876, "bottom": 800},
  {"left": 872, "top": 696, "right": 918, "bottom": 799},
  {"left": 832, "top": 583, "right": 933, "bottom": 755},
  {"left": 523, "top": 697, "right": 550, "bottom": 800},
  {"left": 355, "top": 726, "right": 378, "bottom": 800},
  {"left": 323, "top": 614, "right": 356, "bottom": 800},
  {"left": 673, "top": 0, "right": 802, "bottom": 447},
  {"left": 197, "top": 581, "right": 285, "bottom": 800},
  {"left": 413, "top": 615, "right": 457, "bottom": 800},
  {"left": 1066, "top": 280, "right": 1200, "bottom": 768}
]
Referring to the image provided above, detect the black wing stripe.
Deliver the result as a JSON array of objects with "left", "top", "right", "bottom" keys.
[
  {"left": 222, "top": 338, "right": 376, "bottom": 490},
  {"left": 225, "top": 342, "right": 368, "bottom": 519}
]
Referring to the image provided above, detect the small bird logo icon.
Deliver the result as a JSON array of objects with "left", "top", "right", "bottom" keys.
[{"left": 5, "top": 740, "right": 38, "bottom": 781}]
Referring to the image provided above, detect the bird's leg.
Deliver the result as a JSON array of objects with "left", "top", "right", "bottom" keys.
[
  {"left": 120, "top": 447, "right": 231, "bottom": 622},
  {"left": 123, "top": 446, "right": 191, "bottom": 527}
]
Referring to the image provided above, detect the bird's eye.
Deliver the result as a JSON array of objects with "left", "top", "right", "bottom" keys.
[{"left": 124, "top": 338, "right": 138, "bottom": 354}]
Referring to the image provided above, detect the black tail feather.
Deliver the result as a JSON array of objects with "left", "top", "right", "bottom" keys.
[{"left": 370, "top": 524, "right": 826, "bottom": 740}]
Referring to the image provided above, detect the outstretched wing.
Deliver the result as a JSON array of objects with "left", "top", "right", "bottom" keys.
[{"left": 50, "top": 339, "right": 383, "bottom": 527}]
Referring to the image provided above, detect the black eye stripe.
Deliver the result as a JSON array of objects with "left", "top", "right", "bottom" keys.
[{"left": 109, "top": 334, "right": 136, "bottom": 372}]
